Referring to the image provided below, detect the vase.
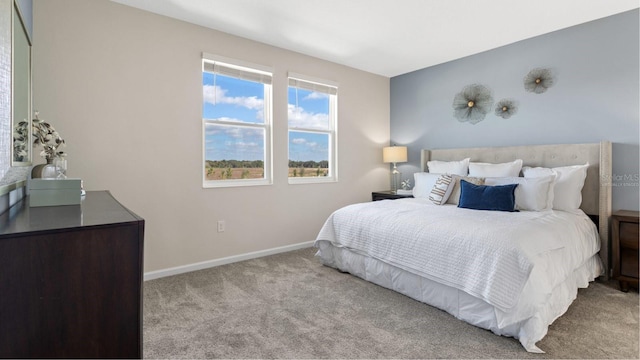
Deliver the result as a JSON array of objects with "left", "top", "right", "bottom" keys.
[
  {"left": 31, "top": 158, "right": 57, "bottom": 179},
  {"left": 54, "top": 158, "right": 67, "bottom": 179}
]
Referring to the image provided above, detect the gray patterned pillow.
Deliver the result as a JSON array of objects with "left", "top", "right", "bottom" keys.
[
  {"left": 429, "top": 174, "right": 454, "bottom": 205},
  {"left": 446, "top": 175, "right": 485, "bottom": 205}
]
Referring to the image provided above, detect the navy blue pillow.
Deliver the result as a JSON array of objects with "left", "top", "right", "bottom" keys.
[{"left": 458, "top": 180, "right": 517, "bottom": 212}]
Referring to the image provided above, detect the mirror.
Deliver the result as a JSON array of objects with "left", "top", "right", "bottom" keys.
[
  {"left": 0, "top": 0, "right": 31, "bottom": 193},
  {"left": 12, "top": 1, "right": 31, "bottom": 165}
]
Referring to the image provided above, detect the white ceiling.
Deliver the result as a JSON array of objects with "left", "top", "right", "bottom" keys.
[{"left": 112, "top": 0, "right": 638, "bottom": 77}]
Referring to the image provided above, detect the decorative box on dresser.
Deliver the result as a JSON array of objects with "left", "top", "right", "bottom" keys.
[
  {"left": 0, "top": 191, "right": 144, "bottom": 358},
  {"left": 611, "top": 210, "right": 639, "bottom": 292}
]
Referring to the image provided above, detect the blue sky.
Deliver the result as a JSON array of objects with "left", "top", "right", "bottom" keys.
[
  {"left": 203, "top": 73, "right": 265, "bottom": 161},
  {"left": 203, "top": 73, "right": 330, "bottom": 162},
  {"left": 287, "top": 86, "right": 330, "bottom": 162}
]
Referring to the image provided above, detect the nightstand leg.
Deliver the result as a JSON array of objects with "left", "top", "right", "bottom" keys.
[{"left": 620, "top": 280, "right": 630, "bottom": 292}]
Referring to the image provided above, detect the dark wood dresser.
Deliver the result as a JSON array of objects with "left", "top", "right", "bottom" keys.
[
  {"left": 0, "top": 191, "right": 144, "bottom": 358},
  {"left": 611, "top": 210, "right": 639, "bottom": 292}
]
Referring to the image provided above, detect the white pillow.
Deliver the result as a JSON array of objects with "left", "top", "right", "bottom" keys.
[
  {"left": 522, "top": 164, "right": 589, "bottom": 213},
  {"left": 428, "top": 174, "right": 455, "bottom": 205},
  {"left": 427, "top": 158, "right": 470, "bottom": 176},
  {"left": 413, "top": 172, "right": 441, "bottom": 199},
  {"left": 469, "top": 159, "right": 523, "bottom": 177},
  {"left": 485, "top": 175, "right": 556, "bottom": 211}
]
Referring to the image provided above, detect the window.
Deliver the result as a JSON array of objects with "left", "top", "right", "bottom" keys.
[
  {"left": 202, "top": 54, "right": 272, "bottom": 187},
  {"left": 287, "top": 73, "right": 338, "bottom": 183}
]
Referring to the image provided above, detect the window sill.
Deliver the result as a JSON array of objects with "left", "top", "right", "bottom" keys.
[
  {"left": 203, "top": 179, "right": 272, "bottom": 188},
  {"left": 288, "top": 177, "right": 337, "bottom": 185}
]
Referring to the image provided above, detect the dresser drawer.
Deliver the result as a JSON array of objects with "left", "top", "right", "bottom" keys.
[{"left": 619, "top": 222, "right": 639, "bottom": 250}]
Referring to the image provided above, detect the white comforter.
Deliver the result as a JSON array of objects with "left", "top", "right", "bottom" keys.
[{"left": 315, "top": 198, "right": 601, "bottom": 328}]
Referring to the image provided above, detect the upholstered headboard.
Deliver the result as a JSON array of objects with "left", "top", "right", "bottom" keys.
[{"left": 420, "top": 141, "right": 612, "bottom": 277}]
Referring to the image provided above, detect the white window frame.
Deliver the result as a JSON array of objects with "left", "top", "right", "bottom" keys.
[
  {"left": 202, "top": 53, "right": 273, "bottom": 188},
  {"left": 287, "top": 72, "right": 338, "bottom": 185}
]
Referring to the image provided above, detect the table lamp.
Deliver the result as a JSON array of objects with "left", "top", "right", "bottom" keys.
[{"left": 383, "top": 146, "right": 407, "bottom": 193}]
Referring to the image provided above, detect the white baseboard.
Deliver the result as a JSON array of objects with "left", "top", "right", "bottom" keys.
[{"left": 143, "top": 241, "right": 315, "bottom": 281}]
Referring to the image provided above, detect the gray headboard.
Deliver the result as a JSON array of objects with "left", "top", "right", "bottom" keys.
[{"left": 420, "top": 141, "right": 612, "bottom": 277}]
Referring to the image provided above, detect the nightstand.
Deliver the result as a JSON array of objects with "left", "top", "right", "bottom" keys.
[
  {"left": 611, "top": 210, "right": 639, "bottom": 292},
  {"left": 372, "top": 190, "right": 414, "bottom": 201}
]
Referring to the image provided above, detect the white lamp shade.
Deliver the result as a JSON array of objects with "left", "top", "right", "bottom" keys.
[{"left": 383, "top": 146, "right": 408, "bottom": 163}]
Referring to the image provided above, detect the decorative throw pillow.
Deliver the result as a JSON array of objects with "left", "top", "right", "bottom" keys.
[
  {"left": 412, "top": 172, "right": 442, "bottom": 199},
  {"left": 428, "top": 174, "right": 454, "bottom": 205},
  {"left": 485, "top": 175, "right": 556, "bottom": 211},
  {"left": 446, "top": 176, "right": 485, "bottom": 205},
  {"left": 468, "top": 159, "right": 523, "bottom": 177},
  {"left": 522, "top": 164, "right": 588, "bottom": 213},
  {"left": 458, "top": 180, "right": 518, "bottom": 212},
  {"left": 427, "top": 158, "right": 470, "bottom": 176}
]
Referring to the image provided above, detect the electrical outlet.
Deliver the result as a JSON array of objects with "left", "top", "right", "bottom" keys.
[{"left": 217, "top": 220, "right": 225, "bottom": 233}]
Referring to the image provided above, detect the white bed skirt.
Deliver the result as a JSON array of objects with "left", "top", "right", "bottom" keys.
[{"left": 315, "top": 240, "right": 602, "bottom": 353}]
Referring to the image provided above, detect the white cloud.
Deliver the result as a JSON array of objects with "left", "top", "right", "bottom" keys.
[
  {"left": 224, "top": 127, "right": 263, "bottom": 139},
  {"left": 290, "top": 138, "right": 320, "bottom": 150},
  {"left": 304, "top": 91, "right": 328, "bottom": 100},
  {"left": 205, "top": 124, "right": 263, "bottom": 139},
  {"left": 224, "top": 128, "right": 241, "bottom": 138},
  {"left": 287, "top": 104, "right": 329, "bottom": 130},
  {"left": 235, "top": 141, "right": 259, "bottom": 149},
  {"left": 203, "top": 85, "right": 263, "bottom": 110},
  {"left": 204, "top": 124, "right": 221, "bottom": 136},
  {"left": 203, "top": 84, "right": 224, "bottom": 104}
]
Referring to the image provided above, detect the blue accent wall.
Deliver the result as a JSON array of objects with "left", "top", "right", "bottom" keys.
[{"left": 390, "top": 9, "right": 639, "bottom": 211}]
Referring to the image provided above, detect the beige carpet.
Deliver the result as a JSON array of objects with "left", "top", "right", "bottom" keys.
[{"left": 143, "top": 247, "right": 639, "bottom": 359}]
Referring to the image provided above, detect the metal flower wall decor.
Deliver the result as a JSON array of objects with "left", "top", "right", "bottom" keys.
[
  {"left": 524, "top": 68, "right": 555, "bottom": 94},
  {"left": 452, "top": 84, "right": 493, "bottom": 125},
  {"left": 494, "top": 99, "right": 518, "bottom": 119},
  {"left": 450, "top": 66, "right": 557, "bottom": 124}
]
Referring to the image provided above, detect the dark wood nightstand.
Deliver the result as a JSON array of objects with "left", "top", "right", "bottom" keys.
[
  {"left": 612, "top": 210, "right": 639, "bottom": 292},
  {"left": 372, "top": 190, "right": 414, "bottom": 201}
]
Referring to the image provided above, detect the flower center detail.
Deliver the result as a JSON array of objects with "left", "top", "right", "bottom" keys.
[{"left": 467, "top": 100, "right": 475, "bottom": 108}]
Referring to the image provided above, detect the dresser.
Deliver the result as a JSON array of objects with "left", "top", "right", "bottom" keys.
[
  {"left": 611, "top": 210, "right": 639, "bottom": 292},
  {"left": 0, "top": 191, "right": 144, "bottom": 358}
]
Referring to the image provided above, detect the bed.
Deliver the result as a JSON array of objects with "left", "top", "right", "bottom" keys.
[{"left": 314, "top": 142, "right": 612, "bottom": 353}]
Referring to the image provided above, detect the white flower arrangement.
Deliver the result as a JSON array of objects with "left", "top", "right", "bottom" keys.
[{"left": 32, "top": 111, "right": 66, "bottom": 162}]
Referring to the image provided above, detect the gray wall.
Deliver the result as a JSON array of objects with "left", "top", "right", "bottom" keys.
[
  {"left": 33, "top": 0, "right": 389, "bottom": 273},
  {"left": 390, "top": 9, "right": 639, "bottom": 212}
]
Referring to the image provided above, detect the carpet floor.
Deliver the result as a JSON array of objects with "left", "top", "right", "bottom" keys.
[{"left": 143, "top": 247, "right": 639, "bottom": 359}]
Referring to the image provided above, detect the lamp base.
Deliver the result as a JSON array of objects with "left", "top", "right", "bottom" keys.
[{"left": 390, "top": 165, "right": 401, "bottom": 193}]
